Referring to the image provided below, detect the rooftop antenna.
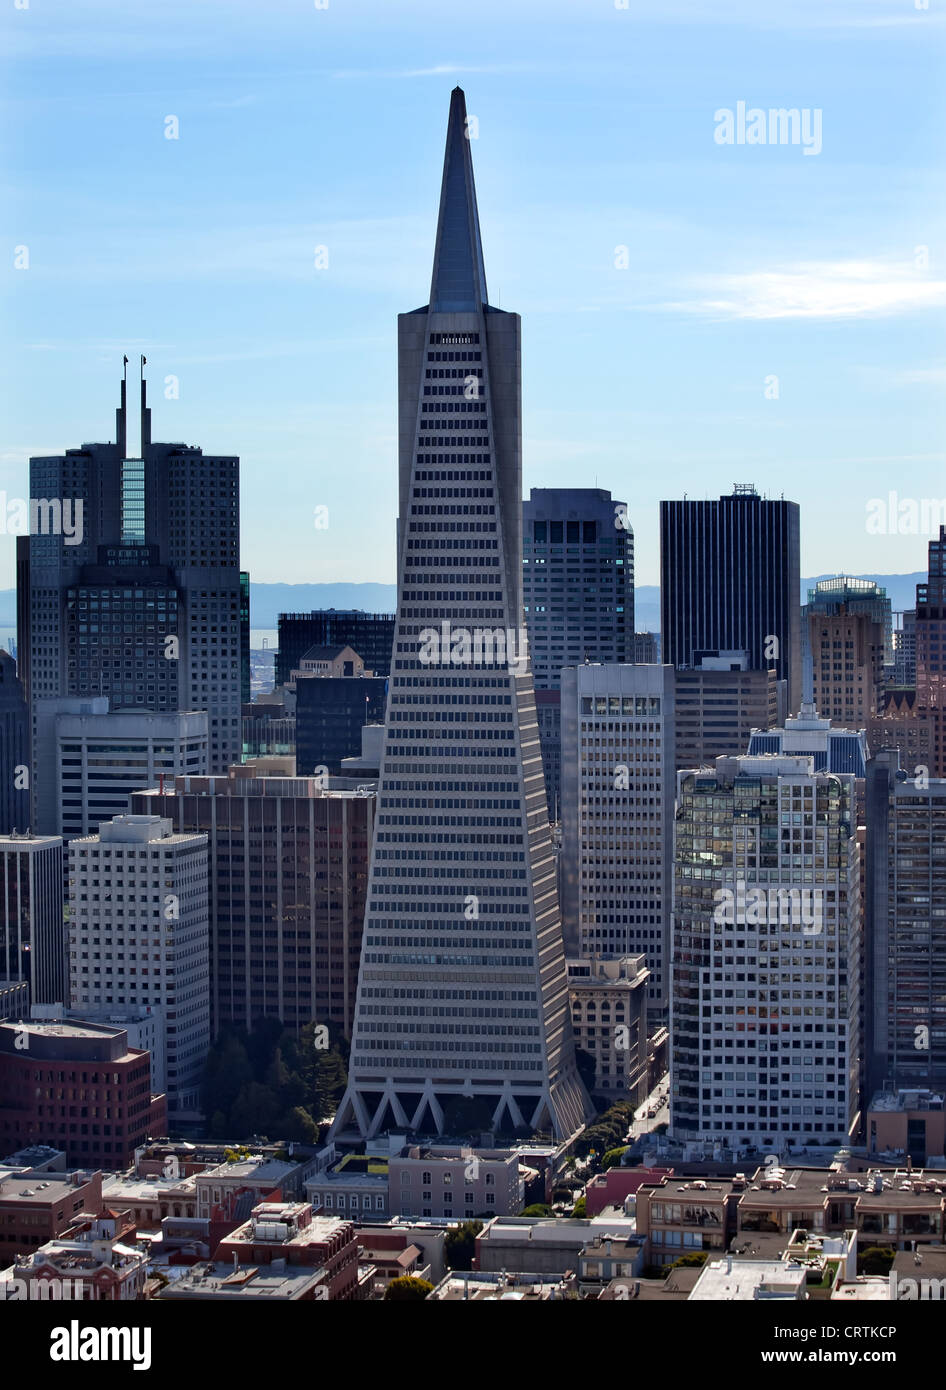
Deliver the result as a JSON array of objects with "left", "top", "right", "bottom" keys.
[{"left": 117, "top": 356, "right": 128, "bottom": 457}]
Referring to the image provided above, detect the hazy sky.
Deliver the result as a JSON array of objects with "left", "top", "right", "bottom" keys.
[{"left": 2, "top": 0, "right": 945, "bottom": 590}]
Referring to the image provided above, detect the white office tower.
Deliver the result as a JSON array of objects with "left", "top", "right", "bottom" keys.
[
  {"left": 34, "top": 697, "right": 209, "bottom": 840},
  {"left": 68, "top": 814, "right": 209, "bottom": 1115},
  {"left": 560, "top": 663, "right": 677, "bottom": 1013},
  {"left": 670, "top": 755, "right": 861, "bottom": 1151},
  {"left": 333, "top": 90, "right": 590, "bottom": 1141}
]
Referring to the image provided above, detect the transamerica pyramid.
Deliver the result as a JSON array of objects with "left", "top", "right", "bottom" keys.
[{"left": 331, "top": 89, "right": 591, "bottom": 1142}]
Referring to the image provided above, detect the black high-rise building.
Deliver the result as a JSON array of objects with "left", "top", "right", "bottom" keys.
[
  {"left": 660, "top": 484, "right": 801, "bottom": 713},
  {"left": 23, "top": 363, "right": 242, "bottom": 799},
  {"left": 522, "top": 487, "right": 634, "bottom": 818},
  {"left": 0, "top": 653, "right": 29, "bottom": 835},
  {"left": 294, "top": 673, "right": 387, "bottom": 776},
  {"left": 240, "top": 571, "right": 251, "bottom": 704},
  {"left": 276, "top": 611, "right": 395, "bottom": 688}
]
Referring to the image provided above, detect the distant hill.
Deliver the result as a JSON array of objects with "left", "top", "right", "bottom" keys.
[{"left": 0, "top": 571, "right": 924, "bottom": 635}]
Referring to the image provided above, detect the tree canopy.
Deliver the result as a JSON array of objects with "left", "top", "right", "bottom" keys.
[{"left": 201, "top": 1019, "right": 349, "bottom": 1142}]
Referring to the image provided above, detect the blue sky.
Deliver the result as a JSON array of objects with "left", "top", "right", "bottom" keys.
[{"left": 2, "top": 0, "right": 945, "bottom": 591}]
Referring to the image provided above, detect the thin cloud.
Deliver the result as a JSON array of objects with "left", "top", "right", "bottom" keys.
[
  {"left": 663, "top": 258, "right": 946, "bottom": 321},
  {"left": 331, "top": 63, "right": 537, "bottom": 79},
  {"left": 896, "top": 366, "right": 946, "bottom": 384}
]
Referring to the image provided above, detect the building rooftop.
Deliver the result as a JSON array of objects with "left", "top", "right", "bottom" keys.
[
  {"left": 0, "top": 1145, "right": 67, "bottom": 1172},
  {"left": 200, "top": 1158, "right": 296, "bottom": 1184},
  {"left": 727, "top": 1231, "right": 791, "bottom": 1261},
  {"left": 598, "top": 1268, "right": 700, "bottom": 1302},
  {"left": 689, "top": 1258, "right": 807, "bottom": 1301},
  {"left": 855, "top": 1187, "right": 946, "bottom": 1210},
  {"left": 737, "top": 1167, "right": 846, "bottom": 1206},
  {"left": 0, "top": 1174, "right": 81, "bottom": 1205},
  {"left": 157, "top": 1261, "right": 328, "bottom": 1301},
  {"left": 647, "top": 1175, "right": 741, "bottom": 1201},
  {"left": 224, "top": 1204, "right": 349, "bottom": 1250},
  {"left": 428, "top": 1271, "right": 574, "bottom": 1302},
  {"left": 102, "top": 1174, "right": 197, "bottom": 1202},
  {"left": 400, "top": 1145, "right": 515, "bottom": 1164},
  {"left": 831, "top": 1279, "right": 891, "bottom": 1301},
  {"left": 478, "top": 1216, "right": 636, "bottom": 1245},
  {"left": 2, "top": 1020, "right": 116, "bottom": 1042},
  {"left": 891, "top": 1246, "right": 946, "bottom": 1280},
  {"left": 869, "top": 1089, "right": 945, "bottom": 1114},
  {"left": 300, "top": 644, "right": 350, "bottom": 663}
]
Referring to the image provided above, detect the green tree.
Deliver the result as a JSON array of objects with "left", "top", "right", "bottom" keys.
[
  {"left": 445, "top": 1220, "right": 483, "bottom": 1271},
  {"left": 858, "top": 1246, "right": 896, "bottom": 1277},
  {"left": 202, "top": 1033, "right": 253, "bottom": 1119},
  {"left": 669, "top": 1252, "right": 708, "bottom": 1269},
  {"left": 602, "top": 1145, "right": 629, "bottom": 1169},
  {"left": 384, "top": 1276, "right": 433, "bottom": 1301},
  {"left": 208, "top": 1109, "right": 229, "bottom": 1141},
  {"left": 314, "top": 1049, "right": 348, "bottom": 1121},
  {"left": 282, "top": 1069, "right": 309, "bottom": 1111},
  {"left": 265, "top": 1048, "right": 290, "bottom": 1093},
  {"left": 229, "top": 1081, "right": 280, "bottom": 1138},
  {"left": 282, "top": 1106, "right": 320, "bottom": 1144},
  {"left": 571, "top": 1195, "right": 587, "bottom": 1219},
  {"left": 245, "top": 1015, "right": 286, "bottom": 1073},
  {"left": 520, "top": 1203, "right": 553, "bottom": 1218}
]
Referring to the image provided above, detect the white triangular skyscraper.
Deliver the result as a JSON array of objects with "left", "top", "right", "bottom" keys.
[{"left": 332, "top": 90, "right": 590, "bottom": 1141}]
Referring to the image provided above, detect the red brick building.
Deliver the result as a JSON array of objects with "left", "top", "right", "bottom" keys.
[
  {"left": 0, "top": 1020, "right": 166, "bottom": 1169},
  {"left": 0, "top": 1170, "right": 105, "bottom": 1259},
  {"left": 213, "top": 1201, "right": 361, "bottom": 1299}
]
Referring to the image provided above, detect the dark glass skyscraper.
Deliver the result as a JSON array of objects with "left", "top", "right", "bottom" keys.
[
  {"left": 523, "top": 487, "right": 634, "bottom": 817},
  {"left": 916, "top": 526, "right": 946, "bottom": 777},
  {"left": 276, "top": 611, "right": 395, "bottom": 687},
  {"left": 660, "top": 485, "right": 802, "bottom": 714},
  {"left": 334, "top": 90, "right": 589, "bottom": 1141},
  {"left": 24, "top": 366, "right": 242, "bottom": 790},
  {"left": 522, "top": 487, "right": 634, "bottom": 689},
  {"left": 240, "top": 571, "right": 251, "bottom": 704},
  {"left": 0, "top": 652, "right": 29, "bottom": 835},
  {"left": 866, "top": 748, "right": 946, "bottom": 1095}
]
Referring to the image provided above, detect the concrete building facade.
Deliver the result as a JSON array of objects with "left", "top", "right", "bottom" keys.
[
  {"left": 34, "top": 698, "right": 208, "bottom": 840},
  {"left": 865, "top": 749, "right": 946, "bottom": 1097},
  {"left": 671, "top": 755, "right": 861, "bottom": 1150},
  {"left": 132, "top": 770, "right": 374, "bottom": 1038},
  {"left": 69, "top": 815, "right": 209, "bottom": 1114},
  {"left": 560, "top": 663, "right": 676, "bottom": 1011},
  {"left": 567, "top": 955, "right": 649, "bottom": 1104}
]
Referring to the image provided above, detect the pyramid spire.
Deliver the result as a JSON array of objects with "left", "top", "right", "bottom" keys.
[{"left": 429, "top": 87, "right": 488, "bottom": 312}]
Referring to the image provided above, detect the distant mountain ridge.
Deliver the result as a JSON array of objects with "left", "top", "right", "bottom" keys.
[{"left": 0, "top": 572, "right": 925, "bottom": 633}]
